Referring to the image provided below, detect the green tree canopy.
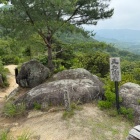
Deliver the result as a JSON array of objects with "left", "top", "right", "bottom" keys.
[{"left": 0, "top": 0, "right": 114, "bottom": 71}]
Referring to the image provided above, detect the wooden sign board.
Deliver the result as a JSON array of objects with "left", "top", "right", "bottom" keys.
[{"left": 110, "top": 57, "right": 121, "bottom": 81}]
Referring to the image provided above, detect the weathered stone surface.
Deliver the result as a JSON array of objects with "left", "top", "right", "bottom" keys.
[
  {"left": 126, "top": 125, "right": 140, "bottom": 140},
  {"left": 16, "top": 60, "right": 50, "bottom": 88},
  {"left": 126, "top": 135, "right": 139, "bottom": 140},
  {"left": 120, "top": 82, "right": 140, "bottom": 124},
  {"left": 53, "top": 68, "right": 103, "bottom": 85},
  {"left": 15, "top": 68, "right": 104, "bottom": 109},
  {"left": 0, "top": 74, "right": 3, "bottom": 87},
  {"left": 53, "top": 68, "right": 104, "bottom": 94}
]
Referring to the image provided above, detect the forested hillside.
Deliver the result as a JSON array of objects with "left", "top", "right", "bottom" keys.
[
  {"left": 94, "top": 29, "right": 140, "bottom": 55},
  {"left": 0, "top": 25, "right": 140, "bottom": 87}
]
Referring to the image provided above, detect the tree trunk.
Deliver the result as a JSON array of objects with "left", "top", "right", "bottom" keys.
[
  {"left": 38, "top": 30, "right": 54, "bottom": 72},
  {"left": 47, "top": 44, "right": 54, "bottom": 71}
]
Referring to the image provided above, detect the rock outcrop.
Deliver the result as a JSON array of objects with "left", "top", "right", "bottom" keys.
[
  {"left": 16, "top": 60, "right": 50, "bottom": 88},
  {"left": 15, "top": 68, "right": 104, "bottom": 109},
  {"left": 120, "top": 82, "right": 140, "bottom": 124},
  {"left": 53, "top": 68, "right": 103, "bottom": 90}
]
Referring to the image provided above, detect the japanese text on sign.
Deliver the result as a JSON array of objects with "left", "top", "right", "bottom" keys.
[{"left": 110, "top": 57, "right": 121, "bottom": 81}]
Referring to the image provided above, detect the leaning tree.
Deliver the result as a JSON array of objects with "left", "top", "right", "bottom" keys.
[{"left": 0, "top": 0, "right": 114, "bottom": 71}]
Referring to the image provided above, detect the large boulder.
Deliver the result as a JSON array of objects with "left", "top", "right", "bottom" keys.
[
  {"left": 15, "top": 68, "right": 104, "bottom": 109},
  {"left": 16, "top": 60, "right": 50, "bottom": 88},
  {"left": 120, "top": 82, "right": 140, "bottom": 124}
]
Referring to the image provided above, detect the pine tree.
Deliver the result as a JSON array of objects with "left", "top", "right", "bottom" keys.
[{"left": 0, "top": 0, "right": 114, "bottom": 71}]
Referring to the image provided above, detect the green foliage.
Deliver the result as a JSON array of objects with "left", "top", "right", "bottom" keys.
[
  {"left": 62, "top": 102, "right": 82, "bottom": 119},
  {"left": 137, "top": 99, "right": 140, "bottom": 105},
  {"left": 54, "top": 64, "right": 66, "bottom": 73},
  {"left": 70, "top": 102, "right": 82, "bottom": 111},
  {"left": 2, "top": 55, "right": 20, "bottom": 65},
  {"left": 23, "top": 46, "right": 32, "bottom": 58},
  {"left": 98, "top": 78, "right": 121, "bottom": 109},
  {"left": 17, "top": 132, "right": 31, "bottom": 140},
  {"left": 98, "top": 101, "right": 112, "bottom": 109},
  {"left": 72, "top": 51, "right": 110, "bottom": 77},
  {"left": 1, "top": 74, "right": 9, "bottom": 87},
  {"left": 0, "top": 0, "right": 113, "bottom": 70},
  {"left": 35, "top": 54, "right": 48, "bottom": 66},
  {"left": 98, "top": 82, "right": 116, "bottom": 109},
  {"left": 0, "top": 131, "right": 31, "bottom": 140},
  {"left": 3, "top": 102, "right": 26, "bottom": 118},
  {"left": 0, "top": 131, "right": 9, "bottom": 140},
  {"left": 33, "top": 102, "right": 41, "bottom": 110},
  {"left": 133, "top": 68, "right": 140, "bottom": 84},
  {"left": 62, "top": 110, "right": 75, "bottom": 119},
  {"left": 120, "top": 107, "right": 134, "bottom": 120},
  {"left": 0, "top": 60, "right": 9, "bottom": 87}
]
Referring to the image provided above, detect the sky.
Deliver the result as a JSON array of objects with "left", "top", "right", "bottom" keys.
[{"left": 83, "top": 0, "right": 140, "bottom": 31}]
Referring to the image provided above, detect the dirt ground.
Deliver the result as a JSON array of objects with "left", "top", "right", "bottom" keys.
[
  {"left": 0, "top": 65, "right": 133, "bottom": 140},
  {"left": 0, "top": 65, "right": 18, "bottom": 100}
]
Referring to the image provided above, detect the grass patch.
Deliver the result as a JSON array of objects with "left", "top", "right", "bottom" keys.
[
  {"left": 33, "top": 102, "right": 41, "bottom": 110},
  {"left": 62, "top": 110, "right": 75, "bottom": 119},
  {"left": 120, "top": 107, "right": 134, "bottom": 120},
  {"left": 3, "top": 102, "right": 26, "bottom": 118},
  {"left": 0, "top": 130, "right": 31, "bottom": 140},
  {"left": 62, "top": 102, "right": 82, "bottom": 119},
  {"left": 17, "top": 132, "right": 31, "bottom": 140},
  {"left": 0, "top": 131, "right": 10, "bottom": 140}
]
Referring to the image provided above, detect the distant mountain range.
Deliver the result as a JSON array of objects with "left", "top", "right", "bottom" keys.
[
  {"left": 94, "top": 29, "right": 140, "bottom": 42},
  {"left": 93, "top": 29, "right": 140, "bottom": 54}
]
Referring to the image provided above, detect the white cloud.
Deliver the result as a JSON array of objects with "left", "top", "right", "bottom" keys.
[{"left": 83, "top": 0, "right": 140, "bottom": 30}]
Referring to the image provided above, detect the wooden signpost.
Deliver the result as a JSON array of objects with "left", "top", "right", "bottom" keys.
[{"left": 110, "top": 57, "right": 121, "bottom": 113}]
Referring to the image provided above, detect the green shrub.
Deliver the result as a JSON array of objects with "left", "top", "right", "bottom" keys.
[
  {"left": 98, "top": 101, "right": 112, "bottom": 109},
  {"left": 0, "top": 131, "right": 9, "bottom": 140},
  {"left": 54, "top": 65, "right": 66, "bottom": 73},
  {"left": 98, "top": 77, "right": 124, "bottom": 110},
  {"left": 0, "top": 74, "right": 9, "bottom": 87},
  {"left": 0, "top": 60, "right": 9, "bottom": 87},
  {"left": 35, "top": 55, "right": 48, "bottom": 66},
  {"left": 14, "top": 57, "right": 20, "bottom": 65},
  {"left": 1, "top": 55, "right": 20, "bottom": 65},
  {"left": 3, "top": 102, "right": 26, "bottom": 118},
  {"left": 2, "top": 55, "right": 16, "bottom": 65},
  {"left": 72, "top": 51, "right": 110, "bottom": 77},
  {"left": 98, "top": 79, "right": 116, "bottom": 109},
  {"left": 120, "top": 107, "right": 134, "bottom": 120}
]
